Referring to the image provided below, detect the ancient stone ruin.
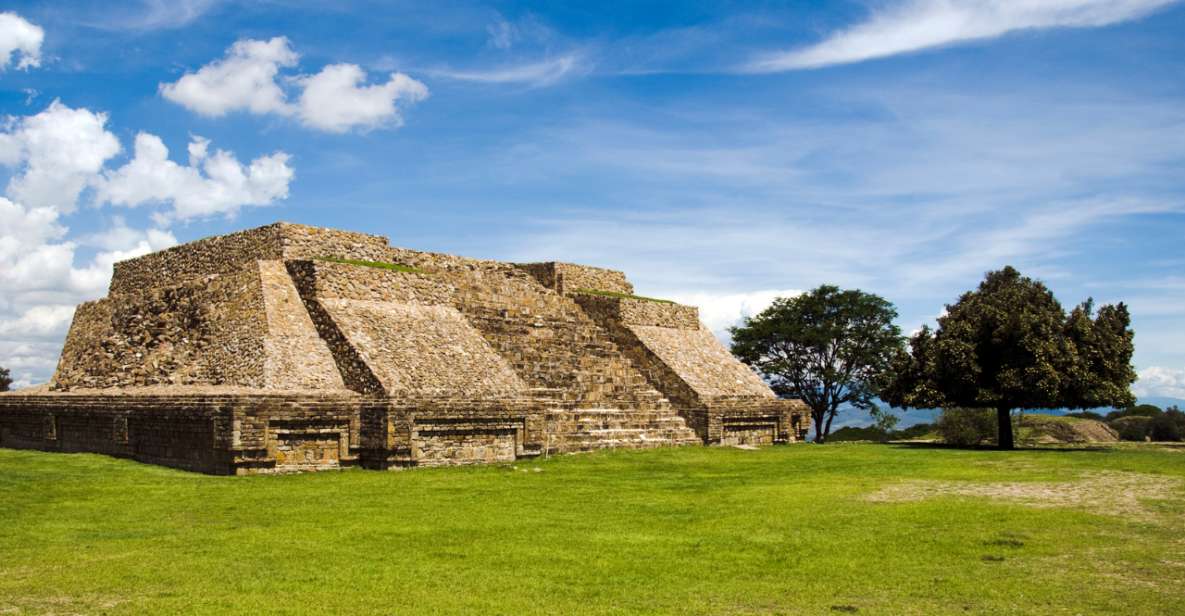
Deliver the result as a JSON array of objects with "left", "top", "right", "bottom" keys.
[{"left": 0, "top": 223, "right": 809, "bottom": 474}]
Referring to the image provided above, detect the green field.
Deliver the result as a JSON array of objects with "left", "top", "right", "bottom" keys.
[{"left": 2, "top": 444, "right": 1183, "bottom": 615}]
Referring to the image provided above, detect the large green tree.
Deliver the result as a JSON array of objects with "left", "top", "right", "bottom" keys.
[
  {"left": 0, "top": 366, "right": 11, "bottom": 392},
  {"left": 730, "top": 285, "right": 905, "bottom": 443},
  {"left": 883, "top": 266, "right": 1136, "bottom": 449}
]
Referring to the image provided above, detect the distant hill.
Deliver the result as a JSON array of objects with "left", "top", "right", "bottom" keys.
[
  {"left": 824, "top": 396, "right": 1185, "bottom": 433},
  {"left": 1137, "top": 396, "right": 1185, "bottom": 410}
]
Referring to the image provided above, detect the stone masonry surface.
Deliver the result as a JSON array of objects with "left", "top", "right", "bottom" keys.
[{"left": 1, "top": 222, "right": 809, "bottom": 474}]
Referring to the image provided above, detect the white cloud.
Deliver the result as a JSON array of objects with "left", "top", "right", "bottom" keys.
[
  {"left": 0, "top": 196, "right": 64, "bottom": 256},
  {"left": 1134, "top": 366, "right": 1185, "bottom": 399},
  {"left": 160, "top": 37, "right": 429, "bottom": 132},
  {"left": 0, "top": 340, "right": 60, "bottom": 390},
  {"left": 81, "top": 216, "right": 177, "bottom": 252},
  {"left": 747, "top": 0, "right": 1180, "bottom": 71},
  {"left": 96, "top": 132, "right": 293, "bottom": 221},
  {"left": 0, "top": 101, "right": 121, "bottom": 213},
  {"left": 0, "top": 305, "right": 76, "bottom": 339},
  {"left": 0, "top": 99, "right": 282, "bottom": 385},
  {"left": 295, "top": 64, "right": 428, "bottom": 133},
  {"left": 433, "top": 54, "right": 583, "bottom": 86},
  {"left": 0, "top": 206, "right": 178, "bottom": 385},
  {"left": 160, "top": 36, "right": 298, "bottom": 117},
  {"left": 97, "top": 0, "right": 220, "bottom": 31},
  {"left": 0, "top": 199, "right": 177, "bottom": 305},
  {"left": 487, "top": 15, "right": 517, "bottom": 50},
  {"left": 0, "top": 12, "right": 43, "bottom": 70},
  {"left": 668, "top": 289, "right": 802, "bottom": 341}
]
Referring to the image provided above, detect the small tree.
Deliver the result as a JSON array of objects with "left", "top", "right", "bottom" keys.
[
  {"left": 1150, "top": 407, "right": 1185, "bottom": 442},
  {"left": 883, "top": 266, "right": 1136, "bottom": 450},
  {"left": 0, "top": 366, "right": 11, "bottom": 392},
  {"left": 869, "top": 404, "right": 900, "bottom": 434},
  {"left": 936, "top": 408, "right": 999, "bottom": 447},
  {"left": 730, "top": 285, "right": 905, "bottom": 443}
]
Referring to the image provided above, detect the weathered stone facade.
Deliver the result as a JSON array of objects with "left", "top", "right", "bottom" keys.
[{"left": 0, "top": 223, "right": 809, "bottom": 474}]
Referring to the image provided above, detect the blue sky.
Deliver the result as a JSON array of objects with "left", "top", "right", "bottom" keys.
[{"left": 0, "top": 0, "right": 1183, "bottom": 404}]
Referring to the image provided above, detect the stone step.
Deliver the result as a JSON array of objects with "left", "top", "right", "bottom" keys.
[
  {"left": 542, "top": 406, "right": 702, "bottom": 454},
  {"left": 457, "top": 287, "right": 673, "bottom": 408},
  {"left": 545, "top": 428, "right": 702, "bottom": 453}
]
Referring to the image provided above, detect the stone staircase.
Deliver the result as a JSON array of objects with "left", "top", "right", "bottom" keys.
[
  {"left": 543, "top": 408, "right": 701, "bottom": 453},
  {"left": 447, "top": 268, "right": 702, "bottom": 451}
]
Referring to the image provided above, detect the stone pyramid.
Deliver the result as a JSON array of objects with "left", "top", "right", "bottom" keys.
[{"left": 0, "top": 223, "right": 808, "bottom": 474}]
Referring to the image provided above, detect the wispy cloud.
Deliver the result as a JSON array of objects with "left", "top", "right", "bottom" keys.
[
  {"left": 746, "top": 0, "right": 1180, "bottom": 72},
  {"left": 429, "top": 53, "right": 585, "bottom": 87},
  {"left": 82, "top": 0, "right": 221, "bottom": 31},
  {"left": 451, "top": 80, "right": 1185, "bottom": 373}
]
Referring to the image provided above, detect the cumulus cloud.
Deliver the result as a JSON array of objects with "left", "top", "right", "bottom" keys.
[
  {"left": 0, "top": 101, "right": 121, "bottom": 213},
  {"left": 1134, "top": 366, "right": 1185, "bottom": 399},
  {"left": 0, "top": 305, "right": 77, "bottom": 339},
  {"left": 160, "top": 36, "right": 297, "bottom": 117},
  {"left": 0, "top": 99, "right": 283, "bottom": 385},
  {"left": 295, "top": 64, "right": 428, "bottom": 133},
  {"left": 160, "top": 37, "right": 428, "bottom": 132},
  {"left": 747, "top": 0, "right": 1180, "bottom": 71},
  {"left": 0, "top": 12, "right": 43, "bottom": 70},
  {"left": 0, "top": 203, "right": 178, "bottom": 385},
  {"left": 96, "top": 132, "right": 293, "bottom": 221},
  {"left": 0, "top": 199, "right": 177, "bottom": 304}
]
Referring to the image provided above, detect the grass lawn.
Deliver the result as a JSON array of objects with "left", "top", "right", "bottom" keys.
[{"left": 1, "top": 444, "right": 1183, "bottom": 615}]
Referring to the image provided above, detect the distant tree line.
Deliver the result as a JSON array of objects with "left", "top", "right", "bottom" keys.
[{"left": 731, "top": 266, "right": 1137, "bottom": 449}]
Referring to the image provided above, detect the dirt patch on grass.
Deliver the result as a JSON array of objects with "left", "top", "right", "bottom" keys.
[
  {"left": 867, "top": 471, "right": 1184, "bottom": 519},
  {"left": 0, "top": 594, "right": 126, "bottom": 615}
]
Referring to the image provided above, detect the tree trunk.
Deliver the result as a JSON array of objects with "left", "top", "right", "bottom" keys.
[
  {"left": 823, "top": 411, "right": 836, "bottom": 443},
  {"left": 813, "top": 411, "right": 826, "bottom": 443},
  {"left": 997, "top": 406, "right": 1014, "bottom": 450}
]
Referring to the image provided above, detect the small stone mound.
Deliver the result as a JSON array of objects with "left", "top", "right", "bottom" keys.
[{"left": 1021, "top": 415, "right": 1118, "bottom": 444}]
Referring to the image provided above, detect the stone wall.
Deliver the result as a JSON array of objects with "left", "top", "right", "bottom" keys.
[
  {"left": 53, "top": 268, "right": 268, "bottom": 389},
  {"left": 109, "top": 223, "right": 390, "bottom": 296},
  {"left": 287, "top": 259, "right": 455, "bottom": 305},
  {"left": 318, "top": 300, "right": 528, "bottom": 398},
  {"left": 385, "top": 245, "right": 520, "bottom": 276},
  {"left": 0, "top": 390, "right": 362, "bottom": 474},
  {"left": 286, "top": 259, "right": 528, "bottom": 399},
  {"left": 53, "top": 261, "right": 345, "bottom": 392},
  {"left": 363, "top": 399, "right": 543, "bottom": 469},
  {"left": 258, "top": 260, "right": 345, "bottom": 390},
  {"left": 517, "top": 262, "right": 634, "bottom": 295},
  {"left": 625, "top": 325, "right": 775, "bottom": 400},
  {"left": 575, "top": 293, "right": 700, "bottom": 329}
]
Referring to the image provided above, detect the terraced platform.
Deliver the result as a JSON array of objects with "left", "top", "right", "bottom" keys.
[{"left": 0, "top": 223, "right": 809, "bottom": 473}]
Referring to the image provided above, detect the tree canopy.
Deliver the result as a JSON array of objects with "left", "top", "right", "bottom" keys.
[
  {"left": 882, "top": 266, "right": 1136, "bottom": 449},
  {"left": 730, "top": 285, "right": 905, "bottom": 443},
  {"left": 0, "top": 366, "right": 11, "bottom": 392}
]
